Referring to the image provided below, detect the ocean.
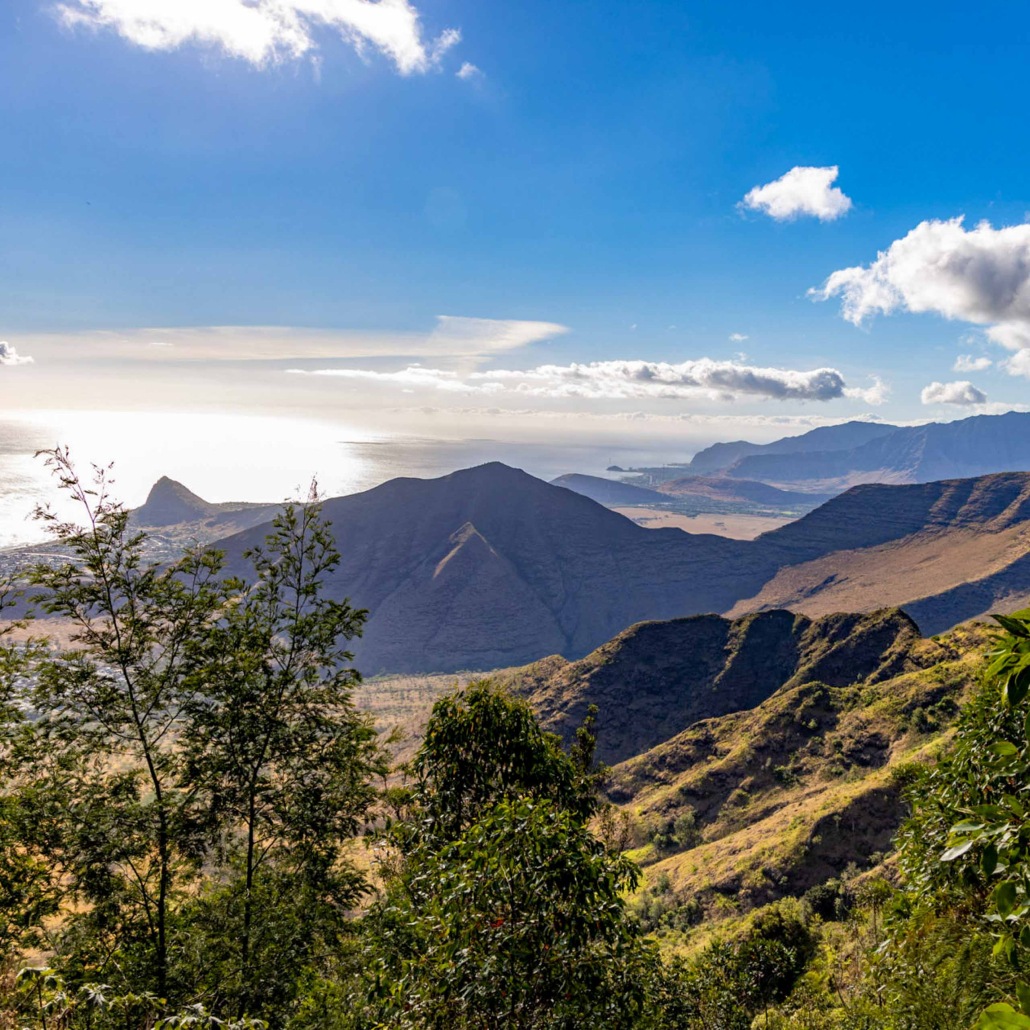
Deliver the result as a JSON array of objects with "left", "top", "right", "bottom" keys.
[{"left": 0, "top": 410, "right": 699, "bottom": 548}]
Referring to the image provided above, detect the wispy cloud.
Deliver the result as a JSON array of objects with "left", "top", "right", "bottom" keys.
[
  {"left": 291, "top": 357, "right": 880, "bottom": 403},
  {"left": 17, "top": 317, "right": 567, "bottom": 365},
  {"left": 954, "top": 354, "right": 992, "bottom": 372},
  {"left": 427, "top": 316, "right": 568, "bottom": 360},
  {"left": 728, "top": 332, "right": 749, "bottom": 342},
  {"left": 0, "top": 342, "right": 34, "bottom": 367},
  {"left": 57, "top": 0, "right": 461, "bottom": 74},
  {"left": 741, "top": 166, "right": 852, "bottom": 222},
  {"left": 812, "top": 217, "right": 1030, "bottom": 377},
  {"left": 920, "top": 380, "right": 987, "bottom": 406},
  {"left": 410, "top": 407, "right": 892, "bottom": 429},
  {"left": 456, "top": 61, "right": 482, "bottom": 81}
]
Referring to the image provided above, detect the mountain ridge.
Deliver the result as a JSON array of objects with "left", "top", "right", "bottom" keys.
[
  {"left": 502, "top": 607, "right": 925, "bottom": 765},
  {"left": 208, "top": 463, "right": 1030, "bottom": 672},
  {"left": 727, "top": 411, "right": 1030, "bottom": 488}
]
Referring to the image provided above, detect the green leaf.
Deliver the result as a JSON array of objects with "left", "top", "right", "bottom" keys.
[
  {"left": 984, "top": 845, "right": 1000, "bottom": 877},
  {"left": 992, "top": 742, "right": 1021, "bottom": 758},
  {"left": 995, "top": 881, "right": 1019, "bottom": 917},
  {"left": 942, "top": 840, "right": 975, "bottom": 861},
  {"left": 993, "top": 615, "right": 1030, "bottom": 639},
  {"left": 979, "top": 1003, "right": 1030, "bottom": 1029},
  {"left": 1006, "top": 668, "right": 1030, "bottom": 707},
  {"left": 1016, "top": 985, "right": 1030, "bottom": 1014}
]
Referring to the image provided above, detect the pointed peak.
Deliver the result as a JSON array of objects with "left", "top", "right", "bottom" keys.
[{"left": 136, "top": 477, "right": 215, "bottom": 526}]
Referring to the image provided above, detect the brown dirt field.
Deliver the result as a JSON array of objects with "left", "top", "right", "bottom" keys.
[{"left": 612, "top": 506, "right": 795, "bottom": 540}]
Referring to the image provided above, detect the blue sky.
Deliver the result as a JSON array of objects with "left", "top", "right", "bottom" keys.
[{"left": 1, "top": 0, "right": 1029, "bottom": 469}]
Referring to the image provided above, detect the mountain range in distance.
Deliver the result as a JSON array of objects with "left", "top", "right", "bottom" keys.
[
  {"left": 195, "top": 465, "right": 1030, "bottom": 674},
  {"left": 677, "top": 410, "right": 1030, "bottom": 492},
  {"left": 118, "top": 408, "right": 1030, "bottom": 674},
  {"left": 551, "top": 472, "right": 832, "bottom": 511}
]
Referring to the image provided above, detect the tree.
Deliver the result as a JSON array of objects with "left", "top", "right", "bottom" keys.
[
  {"left": 14, "top": 451, "right": 384, "bottom": 1023},
  {"left": 892, "top": 608, "right": 1030, "bottom": 1027},
  {"left": 25, "top": 448, "right": 232, "bottom": 1000},
  {"left": 0, "top": 577, "right": 51, "bottom": 966},
  {"left": 180, "top": 494, "right": 385, "bottom": 1019},
  {"left": 359, "top": 681, "right": 659, "bottom": 1030}
]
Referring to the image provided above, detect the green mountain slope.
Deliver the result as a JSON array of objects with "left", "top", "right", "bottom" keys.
[
  {"left": 504, "top": 608, "right": 927, "bottom": 766},
  {"left": 506, "top": 613, "right": 992, "bottom": 922}
]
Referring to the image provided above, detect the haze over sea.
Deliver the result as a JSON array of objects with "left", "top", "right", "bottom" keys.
[{"left": 0, "top": 410, "right": 702, "bottom": 548}]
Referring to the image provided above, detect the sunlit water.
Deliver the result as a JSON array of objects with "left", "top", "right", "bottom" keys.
[{"left": 0, "top": 410, "right": 694, "bottom": 548}]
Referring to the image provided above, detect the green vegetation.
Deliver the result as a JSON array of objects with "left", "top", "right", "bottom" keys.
[{"left": 4, "top": 450, "right": 1030, "bottom": 1028}]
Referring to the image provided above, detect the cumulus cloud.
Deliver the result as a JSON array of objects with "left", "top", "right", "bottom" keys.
[
  {"left": 0, "top": 342, "right": 33, "bottom": 367},
  {"left": 920, "top": 380, "right": 987, "bottom": 406},
  {"left": 844, "top": 376, "right": 890, "bottom": 405},
  {"left": 954, "top": 354, "right": 993, "bottom": 372},
  {"left": 812, "top": 217, "right": 1030, "bottom": 377},
  {"left": 741, "top": 166, "right": 852, "bottom": 222},
  {"left": 292, "top": 357, "right": 876, "bottom": 403},
  {"left": 56, "top": 0, "right": 461, "bottom": 74},
  {"left": 456, "top": 61, "right": 481, "bottom": 80},
  {"left": 728, "top": 333, "right": 749, "bottom": 342}
]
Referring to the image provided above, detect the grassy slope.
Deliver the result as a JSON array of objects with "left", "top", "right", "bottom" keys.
[
  {"left": 352, "top": 616, "right": 994, "bottom": 942},
  {"left": 613, "top": 622, "right": 991, "bottom": 919}
]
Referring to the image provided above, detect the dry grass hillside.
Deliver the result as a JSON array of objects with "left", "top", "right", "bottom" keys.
[
  {"left": 732, "top": 473, "right": 1030, "bottom": 631},
  {"left": 503, "top": 609, "right": 928, "bottom": 766},
  {"left": 606, "top": 622, "right": 990, "bottom": 922}
]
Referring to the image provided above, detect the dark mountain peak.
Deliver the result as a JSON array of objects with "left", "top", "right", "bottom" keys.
[{"left": 136, "top": 477, "right": 216, "bottom": 527}]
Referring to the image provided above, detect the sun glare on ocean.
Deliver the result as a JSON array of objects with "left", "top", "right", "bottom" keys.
[{"left": 0, "top": 410, "right": 385, "bottom": 547}]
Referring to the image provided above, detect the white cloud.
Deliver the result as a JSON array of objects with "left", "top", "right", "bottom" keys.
[
  {"left": 427, "top": 316, "right": 568, "bottom": 360},
  {"left": 741, "top": 166, "right": 852, "bottom": 222},
  {"left": 288, "top": 364, "right": 504, "bottom": 394},
  {"left": 728, "top": 333, "right": 749, "bottom": 342},
  {"left": 954, "top": 354, "right": 993, "bottom": 372},
  {"left": 1006, "top": 348, "right": 1030, "bottom": 377},
  {"left": 844, "top": 376, "right": 890, "bottom": 406},
  {"left": 920, "top": 380, "right": 987, "bottom": 406},
  {"left": 812, "top": 217, "right": 1030, "bottom": 378},
  {"left": 17, "top": 317, "right": 567, "bottom": 365},
  {"left": 57, "top": 0, "right": 461, "bottom": 74},
  {"left": 292, "top": 357, "right": 873, "bottom": 403},
  {"left": 456, "top": 61, "right": 481, "bottom": 80},
  {"left": 0, "top": 342, "right": 33, "bottom": 367}
]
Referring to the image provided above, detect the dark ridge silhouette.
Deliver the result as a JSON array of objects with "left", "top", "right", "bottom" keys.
[
  {"left": 136, "top": 477, "right": 218, "bottom": 526},
  {"left": 132, "top": 477, "right": 280, "bottom": 535},
  {"left": 550, "top": 473, "right": 668, "bottom": 506}
]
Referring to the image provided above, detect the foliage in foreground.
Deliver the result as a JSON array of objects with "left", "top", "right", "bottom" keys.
[
  {"left": 0, "top": 450, "right": 383, "bottom": 1026},
  {"left": 4, "top": 449, "right": 1030, "bottom": 1028}
]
